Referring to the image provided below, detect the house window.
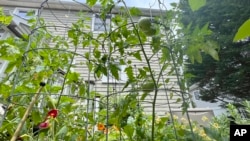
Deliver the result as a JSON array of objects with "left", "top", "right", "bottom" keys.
[
  {"left": 13, "top": 8, "right": 37, "bottom": 20},
  {"left": 193, "top": 90, "right": 201, "bottom": 100},
  {"left": 102, "top": 64, "right": 127, "bottom": 83},
  {"left": 92, "top": 14, "right": 111, "bottom": 31},
  {"left": 0, "top": 60, "right": 7, "bottom": 74},
  {"left": 0, "top": 28, "right": 5, "bottom": 39},
  {"left": 0, "top": 61, "right": 3, "bottom": 73}
]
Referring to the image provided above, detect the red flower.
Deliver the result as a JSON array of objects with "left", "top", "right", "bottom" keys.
[
  {"left": 39, "top": 121, "right": 50, "bottom": 129},
  {"left": 47, "top": 109, "right": 58, "bottom": 118}
]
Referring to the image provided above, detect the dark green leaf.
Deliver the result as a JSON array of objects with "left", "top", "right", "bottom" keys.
[
  {"left": 124, "top": 124, "right": 134, "bottom": 139},
  {"left": 94, "top": 48, "right": 101, "bottom": 58},
  {"left": 125, "top": 65, "right": 135, "bottom": 81},
  {"left": 132, "top": 50, "right": 142, "bottom": 61},
  {"left": 110, "top": 63, "right": 120, "bottom": 80}
]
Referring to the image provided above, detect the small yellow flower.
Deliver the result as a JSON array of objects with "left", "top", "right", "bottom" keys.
[
  {"left": 181, "top": 117, "right": 187, "bottom": 122},
  {"left": 156, "top": 117, "right": 161, "bottom": 124},
  {"left": 173, "top": 115, "right": 179, "bottom": 120},
  {"left": 200, "top": 132, "right": 206, "bottom": 137},
  {"left": 212, "top": 123, "right": 219, "bottom": 129},
  {"left": 193, "top": 127, "right": 197, "bottom": 132},
  {"left": 180, "top": 124, "right": 185, "bottom": 129},
  {"left": 112, "top": 125, "right": 120, "bottom": 131},
  {"left": 202, "top": 116, "right": 208, "bottom": 122},
  {"left": 165, "top": 113, "right": 170, "bottom": 117}
]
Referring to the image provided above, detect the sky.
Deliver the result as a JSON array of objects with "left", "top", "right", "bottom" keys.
[
  {"left": 122, "top": 0, "right": 179, "bottom": 9},
  {"left": 63, "top": 0, "right": 179, "bottom": 9}
]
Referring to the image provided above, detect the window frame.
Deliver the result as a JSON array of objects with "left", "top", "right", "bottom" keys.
[
  {"left": 92, "top": 13, "right": 111, "bottom": 32},
  {"left": 0, "top": 60, "right": 8, "bottom": 75},
  {"left": 13, "top": 7, "right": 38, "bottom": 20},
  {"left": 0, "top": 28, "right": 6, "bottom": 40},
  {"left": 193, "top": 90, "right": 201, "bottom": 101}
]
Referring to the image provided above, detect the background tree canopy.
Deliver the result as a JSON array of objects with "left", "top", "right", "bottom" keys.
[{"left": 179, "top": 0, "right": 250, "bottom": 105}]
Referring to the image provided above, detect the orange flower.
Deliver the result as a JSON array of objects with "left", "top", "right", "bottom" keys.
[{"left": 97, "top": 123, "right": 105, "bottom": 131}]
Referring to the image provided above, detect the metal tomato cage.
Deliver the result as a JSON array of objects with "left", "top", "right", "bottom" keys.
[{"left": 0, "top": 0, "right": 196, "bottom": 140}]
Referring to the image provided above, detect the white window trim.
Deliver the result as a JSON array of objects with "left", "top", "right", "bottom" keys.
[
  {"left": 13, "top": 7, "right": 38, "bottom": 20},
  {"left": 53, "top": 74, "right": 70, "bottom": 97},
  {"left": 193, "top": 90, "right": 201, "bottom": 101},
  {"left": 0, "top": 60, "right": 8, "bottom": 75},
  {"left": 0, "top": 28, "right": 7, "bottom": 40},
  {"left": 102, "top": 64, "right": 127, "bottom": 84},
  {"left": 92, "top": 14, "right": 111, "bottom": 32}
]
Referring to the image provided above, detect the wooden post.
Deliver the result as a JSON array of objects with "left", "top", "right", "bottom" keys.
[{"left": 11, "top": 82, "right": 45, "bottom": 141}]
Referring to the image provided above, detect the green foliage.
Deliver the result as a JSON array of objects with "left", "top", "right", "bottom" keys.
[
  {"left": 181, "top": 0, "right": 250, "bottom": 103},
  {"left": 86, "top": 0, "right": 98, "bottom": 6},
  {"left": 188, "top": 0, "right": 206, "bottom": 11},
  {"left": 129, "top": 7, "right": 141, "bottom": 16},
  {"left": 182, "top": 23, "right": 219, "bottom": 63},
  {"left": 0, "top": 0, "right": 233, "bottom": 140},
  {"left": 233, "top": 19, "right": 250, "bottom": 42},
  {"left": 138, "top": 17, "right": 158, "bottom": 36},
  {"left": 0, "top": 7, "right": 12, "bottom": 25}
]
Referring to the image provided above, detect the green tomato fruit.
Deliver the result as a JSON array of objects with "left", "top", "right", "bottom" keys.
[
  {"left": 143, "top": 27, "right": 157, "bottom": 36},
  {"left": 138, "top": 18, "right": 157, "bottom": 36},
  {"left": 141, "top": 81, "right": 155, "bottom": 93},
  {"left": 138, "top": 18, "right": 152, "bottom": 32}
]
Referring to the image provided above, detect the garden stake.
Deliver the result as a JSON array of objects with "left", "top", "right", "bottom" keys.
[{"left": 11, "top": 82, "right": 46, "bottom": 141}]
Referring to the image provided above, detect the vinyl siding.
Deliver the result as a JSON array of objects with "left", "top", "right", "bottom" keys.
[{"left": 0, "top": 1, "right": 182, "bottom": 116}]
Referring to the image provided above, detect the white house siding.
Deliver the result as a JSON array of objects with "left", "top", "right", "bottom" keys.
[{"left": 0, "top": 0, "right": 183, "bottom": 116}]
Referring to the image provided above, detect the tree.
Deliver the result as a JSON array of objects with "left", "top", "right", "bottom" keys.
[{"left": 179, "top": 0, "right": 250, "bottom": 105}]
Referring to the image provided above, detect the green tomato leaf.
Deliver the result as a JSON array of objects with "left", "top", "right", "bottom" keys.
[
  {"left": 176, "top": 98, "right": 181, "bottom": 103},
  {"left": 233, "top": 19, "right": 250, "bottom": 42},
  {"left": 67, "top": 72, "right": 80, "bottom": 83},
  {"left": 207, "top": 47, "right": 219, "bottom": 61},
  {"left": 93, "top": 48, "right": 101, "bottom": 59},
  {"left": 188, "top": 0, "right": 206, "bottom": 11},
  {"left": 5, "top": 61, "right": 17, "bottom": 73},
  {"left": 124, "top": 124, "right": 134, "bottom": 140},
  {"left": 140, "top": 92, "right": 148, "bottom": 101},
  {"left": 129, "top": 7, "right": 141, "bottom": 16},
  {"left": 151, "top": 35, "right": 161, "bottom": 53},
  {"left": 79, "top": 83, "right": 86, "bottom": 96},
  {"left": 124, "top": 65, "right": 135, "bottom": 81},
  {"left": 110, "top": 63, "right": 120, "bottom": 80},
  {"left": 56, "top": 126, "right": 68, "bottom": 137},
  {"left": 138, "top": 68, "right": 147, "bottom": 79},
  {"left": 86, "top": 0, "right": 98, "bottom": 6},
  {"left": 132, "top": 50, "right": 142, "bottom": 61},
  {"left": 31, "top": 111, "right": 42, "bottom": 124},
  {"left": 170, "top": 92, "right": 174, "bottom": 99},
  {"left": 161, "top": 47, "right": 170, "bottom": 63},
  {"left": 202, "top": 41, "right": 219, "bottom": 61}
]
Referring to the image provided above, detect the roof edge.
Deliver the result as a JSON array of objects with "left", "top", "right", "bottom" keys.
[{"left": 0, "top": 0, "right": 162, "bottom": 16}]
